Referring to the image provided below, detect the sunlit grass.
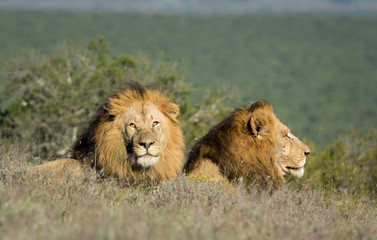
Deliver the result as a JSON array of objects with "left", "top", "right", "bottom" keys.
[{"left": 1, "top": 144, "right": 376, "bottom": 240}]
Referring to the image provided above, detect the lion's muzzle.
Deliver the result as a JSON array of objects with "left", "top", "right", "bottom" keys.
[
  {"left": 138, "top": 140, "right": 155, "bottom": 151},
  {"left": 132, "top": 139, "right": 161, "bottom": 168}
]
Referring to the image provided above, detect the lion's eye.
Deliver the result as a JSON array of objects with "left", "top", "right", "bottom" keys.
[
  {"left": 152, "top": 121, "right": 160, "bottom": 127},
  {"left": 285, "top": 133, "right": 292, "bottom": 139},
  {"left": 129, "top": 123, "right": 136, "bottom": 128}
]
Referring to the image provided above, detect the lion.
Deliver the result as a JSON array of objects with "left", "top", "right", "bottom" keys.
[
  {"left": 28, "top": 158, "right": 87, "bottom": 183},
  {"left": 184, "top": 100, "right": 310, "bottom": 189},
  {"left": 274, "top": 117, "right": 310, "bottom": 179},
  {"left": 31, "top": 82, "right": 185, "bottom": 183}
]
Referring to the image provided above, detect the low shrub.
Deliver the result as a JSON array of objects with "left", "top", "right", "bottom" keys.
[
  {"left": 0, "top": 37, "right": 232, "bottom": 159},
  {"left": 291, "top": 130, "right": 377, "bottom": 196}
]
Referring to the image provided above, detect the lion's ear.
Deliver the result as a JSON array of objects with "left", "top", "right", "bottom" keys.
[
  {"left": 247, "top": 100, "right": 274, "bottom": 138},
  {"left": 167, "top": 103, "right": 180, "bottom": 119},
  {"left": 248, "top": 116, "right": 264, "bottom": 137},
  {"left": 249, "top": 114, "right": 273, "bottom": 138}
]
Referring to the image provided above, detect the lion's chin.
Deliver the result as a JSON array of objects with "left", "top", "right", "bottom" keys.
[
  {"left": 289, "top": 167, "right": 304, "bottom": 178},
  {"left": 279, "top": 165, "right": 305, "bottom": 178},
  {"left": 284, "top": 166, "right": 304, "bottom": 178},
  {"left": 136, "top": 155, "right": 159, "bottom": 168}
]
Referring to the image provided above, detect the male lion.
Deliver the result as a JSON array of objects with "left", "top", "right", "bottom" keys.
[
  {"left": 274, "top": 117, "right": 310, "bottom": 179},
  {"left": 184, "top": 101, "right": 310, "bottom": 189},
  {"left": 31, "top": 82, "right": 185, "bottom": 183}
]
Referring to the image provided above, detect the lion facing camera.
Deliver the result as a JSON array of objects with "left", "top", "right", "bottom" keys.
[{"left": 31, "top": 82, "right": 185, "bottom": 183}]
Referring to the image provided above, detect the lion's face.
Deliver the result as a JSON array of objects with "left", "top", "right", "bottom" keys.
[
  {"left": 275, "top": 118, "right": 310, "bottom": 178},
  {"left": 73, "top": 83, "right": 184, "bottom": 182},
  {"left": 122, "top": 104, "right": 170, "bottom": 168}
]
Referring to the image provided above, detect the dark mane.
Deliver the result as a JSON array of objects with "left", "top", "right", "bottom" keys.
[
  {"left": 118, "top": 81, "right": 147, "bottom": 97},
  {"left": 72, "top": 81, "right": 146, "bottom": 167},
  {"left": 72, "top": 105, "right": 104, "bottom": 168},
  {"left": 184, "top": 101, "right": 282, "bottom": 189},
  {"left": 184, "top": 108, "right": 249, "bottom": 172},
  {"left": 248, "top": 99, "right": 270, "bottom": 112}
]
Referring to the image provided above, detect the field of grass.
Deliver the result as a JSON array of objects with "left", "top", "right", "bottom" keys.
[
  {"left": 0, "top": 11, "right": 376, "bottom": 239},
  {"left": 1, "top": 143, "right": 376, "bottom": 240},
  {"left": 0, "top": 11, "right": 377, "bottom": 147}
]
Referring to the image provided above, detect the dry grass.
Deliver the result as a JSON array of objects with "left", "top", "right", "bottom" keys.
[{"left": 1, "top": 145, "right": 376, "bottom": 240}]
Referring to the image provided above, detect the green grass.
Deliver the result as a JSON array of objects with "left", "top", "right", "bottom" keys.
[{"left": 1, "top": 143, "right": 377, "bottom": 240}]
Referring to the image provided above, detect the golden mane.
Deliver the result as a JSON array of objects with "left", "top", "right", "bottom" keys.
[
  {"left": 184, "top": 101, "right": 283, "bottom": 189},
  {"left": 72, "top": 82, "right": 185, "bottom": 182}
]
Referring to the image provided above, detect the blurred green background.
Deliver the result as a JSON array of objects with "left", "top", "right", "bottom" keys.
[{"left": 1, "top": 11, "right": 376, "bottom": 148}]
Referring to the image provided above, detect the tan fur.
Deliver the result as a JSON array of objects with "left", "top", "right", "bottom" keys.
[
  {"left": 28, "top": 158, "right": 87, "bottom": 183},
  {"left": 73, "top": 83, "right": 185, "bottom": 183},
  {"left": 184, "top": 101, "right": 310, "bottom": 189},
  {"left": 274, "top": 118, "right": 310, "bottom": 178},
  {"left": 31, "top": 83, "right": 185, "bottom": 183}
]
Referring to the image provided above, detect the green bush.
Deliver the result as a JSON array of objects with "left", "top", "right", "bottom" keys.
[
  {"left": 0, "top": 37, "right": 232, "bottom": 159},
  {"left": 295, "top": 130, "right": 377, "bottom": 196}
]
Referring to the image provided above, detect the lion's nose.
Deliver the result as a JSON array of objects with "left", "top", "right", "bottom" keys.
[
  {"left": 304, "top": 151, "right": 310, "bottom": 157},
  {"left": 139, "top": 141, "right": 155, "bottom": 150}
]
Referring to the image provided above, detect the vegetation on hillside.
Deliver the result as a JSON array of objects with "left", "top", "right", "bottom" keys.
[
  {"left": 291, "top": 129, "right": 377, "bottom": 196},
  {"left": 0, "top": 38, "right": 232, "bottom": 158},
  {"left": 0, "top": 12, "right": 376, "bottom": 147}
]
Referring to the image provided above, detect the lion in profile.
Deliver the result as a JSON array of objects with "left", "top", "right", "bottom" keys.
[
  {"left": 31, "top": 82, "right": 185, "bottom": 183},
  {"left": 184, "top": 101, "right": 310, "bottom": 189}
]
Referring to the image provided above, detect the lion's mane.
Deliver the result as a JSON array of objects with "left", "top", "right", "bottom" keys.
[
  {"left": 72, "top": 82, "right": 185, "bottom": 182},
  {"left": 184, "top": 101, "right": 283, "bottom": 189}
]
